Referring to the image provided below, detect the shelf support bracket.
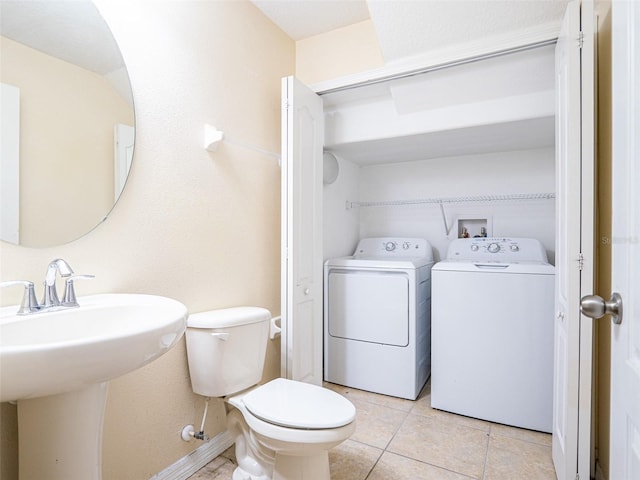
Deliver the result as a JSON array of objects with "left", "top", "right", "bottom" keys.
[{"left": 439, "top": 202, "right": 453, "bottom": 236}]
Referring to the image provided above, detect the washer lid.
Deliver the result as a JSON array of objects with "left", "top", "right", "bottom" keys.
[
  {"left": 242, "top": 378, "right": 355, "bottom": 429},
  {"left": 432, "top": 260, "right": 555, "bottom": 274}
]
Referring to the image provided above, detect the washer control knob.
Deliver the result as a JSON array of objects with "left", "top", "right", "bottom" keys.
[
  {"left": 470, "top": 244, "right": 479, "bottom": 251},
  {"left": 487, "top": 242, "right": 501, "bottom": 253},
  {"left": 510, "top": 244, "right": 520, "bottom": 252},
  {"left": 385, "top": 242, "right": 396, "bottom": 252}
]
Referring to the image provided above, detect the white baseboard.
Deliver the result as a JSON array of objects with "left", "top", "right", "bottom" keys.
[{"left": 150, "top": 430, "right": 234, "bottom": 480}]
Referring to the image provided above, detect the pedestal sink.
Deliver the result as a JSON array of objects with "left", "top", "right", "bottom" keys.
[{"left": 0, "top": 293, "right": 188, "bottom": 480}]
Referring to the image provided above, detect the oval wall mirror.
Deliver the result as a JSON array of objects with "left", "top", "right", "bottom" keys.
[{"left": 0, "top": 0, "right": 135, "bottom": 247}]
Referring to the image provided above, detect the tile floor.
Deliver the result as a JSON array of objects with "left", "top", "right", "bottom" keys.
[{"left": 188, "top": 380, "right": 557, "bottom": 480}]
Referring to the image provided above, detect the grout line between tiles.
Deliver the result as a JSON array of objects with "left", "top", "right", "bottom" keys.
[
  {"left": 480, "top": 425, "right": 493, "bottom": 480},
  {"left": 375, "top": 450, "right": 480, "bottom": 480},
  {"left": 362, "top": 449, "right": 383, "bottom": 480},
  {"left": 383, "top": 409, "right": 411, "bottom": 450}
]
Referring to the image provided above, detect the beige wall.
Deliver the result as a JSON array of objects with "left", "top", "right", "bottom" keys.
[
  {"left": 595, "top": 1, "right": 612, "bottom": 477},
  {"left": 0, "top": 1, "right": 294, "bottom": 478},
  {"left": 0, "top": 36, "right": 134, "bottom": 248},
  {"left": 295, "top": 20, "right": 384, "bottom": 85}
]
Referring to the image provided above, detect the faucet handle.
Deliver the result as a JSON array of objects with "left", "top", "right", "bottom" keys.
[
  {"left": 61, "top": 274, "right": 95, "bottom": 307},
  {"left": 0, "top": 280, "right": 40, "bottom": 315}
]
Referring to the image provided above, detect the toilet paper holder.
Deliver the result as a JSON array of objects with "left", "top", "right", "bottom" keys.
[{"left": 270, "top": 316, "right": 281, "bottom": 340}]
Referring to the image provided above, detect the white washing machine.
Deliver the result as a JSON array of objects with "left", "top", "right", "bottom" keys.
[
  {"left": 324, "top": 237, "right": 434, "bottom": 400},
  {"left": 431, "top": 237, "right": 555, "bottom": 432}
]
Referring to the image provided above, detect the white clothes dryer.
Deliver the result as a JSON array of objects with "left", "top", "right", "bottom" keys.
[
  {"left": 324, "top": 237, "right": 434, "bottom": 400},
  {"left": 431, "top": 237, "right": 555, "bottom": 432}
]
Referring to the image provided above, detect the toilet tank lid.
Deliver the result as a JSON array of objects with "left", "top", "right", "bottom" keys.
[{"left": 187, "top": 307, "right": 271, "bottom": 329}]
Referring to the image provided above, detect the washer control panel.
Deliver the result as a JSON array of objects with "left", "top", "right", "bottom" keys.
[
  {"left": 354, "top": 237, "right": 433, "bottom": 260},
  {"left": 446, "top": 237, "right": 548, "bottom": 263}
]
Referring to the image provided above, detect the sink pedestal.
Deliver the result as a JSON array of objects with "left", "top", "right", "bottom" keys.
[{"left": 17, "top": 382, "right": 109, "bottom": 480}]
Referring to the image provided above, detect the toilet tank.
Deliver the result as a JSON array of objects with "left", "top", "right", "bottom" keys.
[{"left": 186, "top": 307, "right": 270, "bottom": 397}]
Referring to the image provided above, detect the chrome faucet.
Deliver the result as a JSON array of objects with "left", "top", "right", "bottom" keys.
[
  {"left": 0, "top": 259, "right": 93, "bottom": 315},
  {"left": 41, "top": 258, "right": 74, "bottom": 308}
]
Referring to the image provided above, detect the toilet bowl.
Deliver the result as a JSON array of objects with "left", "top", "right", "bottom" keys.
[{"left": 185, "top": 307, "right": 356, "bottom": 480}]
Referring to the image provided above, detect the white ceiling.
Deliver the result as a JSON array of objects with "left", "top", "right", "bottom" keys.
[
  {"left": 0, "top": 0, "right": 124, "bottom": 75},
  {"left": 252, "top": 0, "right": 569, "bottom": 62},
  {"left": 366, "top": 0, "right": 568, "bottom": 62},
  {"left": 251, "top": 0, "right": 370, "bottom": 40}
]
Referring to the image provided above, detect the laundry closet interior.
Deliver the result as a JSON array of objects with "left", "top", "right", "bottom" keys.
[
  {"left": 281, "top": 39, "right": 560, "bottom": 418},
  {"left": 316, "top": 42, "right": 557, "bottom": 264}
]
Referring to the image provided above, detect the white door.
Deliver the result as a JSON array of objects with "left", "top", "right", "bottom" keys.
[
  {"left": 1, "top": 83, "right": 20, "bottom": 244},
  {"left": 281, "top": 76, "right": 324, "bottom": 385},
  {"left": 552, "top": 1, "right": 595, "bottom": 479},
  {"left": 609, "top": 1, "right": 640, "bottom": 477},
  {"left": 114, "top": 123, "right": 134, "bottom": 201}
]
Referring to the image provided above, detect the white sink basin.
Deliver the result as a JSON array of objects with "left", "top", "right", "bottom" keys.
[{"left": 0, "top": 293, "right": 187, "bottom": 402}]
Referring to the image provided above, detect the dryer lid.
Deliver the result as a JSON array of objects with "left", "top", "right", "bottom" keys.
[{"left": 242, "top": 378, "right": 355, "bottom": 429}]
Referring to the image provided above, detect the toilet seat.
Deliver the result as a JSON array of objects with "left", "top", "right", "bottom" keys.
[{"left": 241, "top": 378, "right": 355, "bottom": 429}]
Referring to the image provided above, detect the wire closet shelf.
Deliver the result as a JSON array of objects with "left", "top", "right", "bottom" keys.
[
  {"left": 347, "top": 192, "right": 556, "bottom": 209},
  {"left": 346, "top": 192, "right": 556, "bottom": 236}
]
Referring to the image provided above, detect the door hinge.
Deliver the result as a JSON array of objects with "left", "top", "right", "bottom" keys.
[
  {"left": 578, "top": 30, "right": 584, "bottom": 49},
  {"left": 578, "top": 252, "right": 584, "bottom": 270},
  {"left": 283, "top": 99, "right": 290, "bottom": 111},
  {"left": 575, "top": 473, "right": 580, "bottom": 480}
]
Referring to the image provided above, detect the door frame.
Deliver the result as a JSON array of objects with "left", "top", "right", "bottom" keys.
[{"left": 609, "top": 0, "right": 640, "bottom": 477}]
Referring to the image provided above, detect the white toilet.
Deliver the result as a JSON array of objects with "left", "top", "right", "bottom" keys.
[{"left": 185, "top": 307, "right": 356, "bottom": 480}]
